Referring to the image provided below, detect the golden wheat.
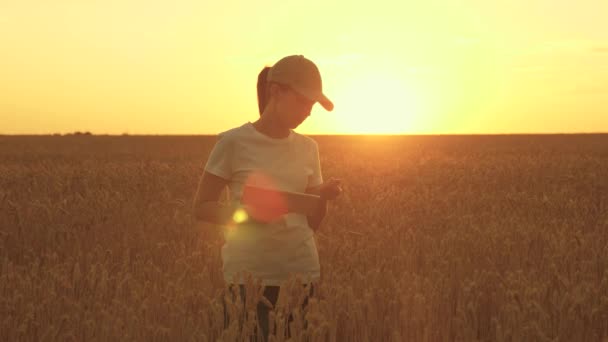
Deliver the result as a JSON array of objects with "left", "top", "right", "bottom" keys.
[{"left": 1, "top": 134, "right": 607, "bottom": 341}]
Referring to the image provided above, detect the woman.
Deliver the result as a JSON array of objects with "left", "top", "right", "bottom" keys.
[{"left": 193, "top": 55, "right": 342, "bottom": 340}]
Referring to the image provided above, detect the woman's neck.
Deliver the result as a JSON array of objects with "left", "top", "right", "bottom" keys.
[{"left": 252, "top": 111, "right": 290, "bottom": 139}]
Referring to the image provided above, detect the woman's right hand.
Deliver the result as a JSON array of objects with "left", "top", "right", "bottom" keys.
[{"left": 318, "top": 178, "right": 342, "bottom": 201}]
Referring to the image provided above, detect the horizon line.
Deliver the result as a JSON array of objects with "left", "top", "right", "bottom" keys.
[{"left": 1, "top": 132, "right": 607, "bottom": 137}]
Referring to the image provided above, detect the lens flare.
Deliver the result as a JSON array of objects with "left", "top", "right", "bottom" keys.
[
  {"left": 241, "top": 171, "right": 288, "bottom": 223},
  {"left": 232, "top": 207, "right": 249, "bottom": 224}
]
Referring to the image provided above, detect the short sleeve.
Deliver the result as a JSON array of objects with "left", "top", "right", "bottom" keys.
[
  {"left": 308, "top": 140, "right": 323, "bottom": 188},
  {"left": 204, "top": 134, "right": 233, "bottom": 180}
]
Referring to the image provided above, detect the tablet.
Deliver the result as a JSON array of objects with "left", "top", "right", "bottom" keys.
[{"left": 241, "top": 185, "right": 321, "bottom": 216}]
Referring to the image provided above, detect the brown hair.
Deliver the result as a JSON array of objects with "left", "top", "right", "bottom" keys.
[{"left": 257, "top": 67, "right": 271, "bottom": 115}]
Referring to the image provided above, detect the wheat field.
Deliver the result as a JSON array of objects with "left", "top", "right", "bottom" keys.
[{"left": 1, "top": 134, "right": 607, "bottom": 341}]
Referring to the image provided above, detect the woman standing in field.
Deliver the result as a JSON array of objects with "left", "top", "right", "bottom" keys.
[{"left": 193, "top": 55, "right": 342, "bottom": 340}]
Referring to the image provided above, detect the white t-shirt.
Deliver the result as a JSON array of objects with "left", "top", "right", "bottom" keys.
[{"left": 204, "top": 122, "right": 323, "bottom": 286}]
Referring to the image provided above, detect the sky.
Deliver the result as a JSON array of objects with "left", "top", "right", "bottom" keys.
[{"left": 1, "top": 0, "right": 607, "bottom": 135}]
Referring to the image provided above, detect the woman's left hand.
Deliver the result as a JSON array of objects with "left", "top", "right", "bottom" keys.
[{"left": 318, "top": 178, "right": 342, "bottom": 201}]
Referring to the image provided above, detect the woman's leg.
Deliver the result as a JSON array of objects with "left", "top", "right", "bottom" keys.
[
  {"left": 255, "top": 283, "right": 315, "bottom": 340},
  {"left": 222, "top": 284, "right": 279, "bottom": 341},
  {"left": 223, "top": 283, "right": 315, "bottom": 341},
  {"left": 256, "top": 286, "right": 280, "bottom": 341},
  {"left": 286, "top": 283, "right": 315, "bottom": 338}
]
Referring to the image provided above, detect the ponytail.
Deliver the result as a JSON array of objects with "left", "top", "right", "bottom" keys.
[{"left": 257, "top": 67, "right": 271, "bottom": 115}]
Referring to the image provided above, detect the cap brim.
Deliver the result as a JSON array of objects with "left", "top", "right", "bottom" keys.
[
  {"left": 318, "top": 93, "right": 334, "bottom": 111},
  {"left": 292, "top": 85, "right": 334, "bottom": 111}
]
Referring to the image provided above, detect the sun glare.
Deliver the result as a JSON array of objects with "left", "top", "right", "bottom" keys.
[
  {"left": 232, "top": 208, "right": 249, "bottom": 224},
  {"left": 332, "top": 71, "right": 422, "bottom": 134}
]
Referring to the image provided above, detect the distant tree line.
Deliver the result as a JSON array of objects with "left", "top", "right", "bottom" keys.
[{"left": 52, "top": 131, "right": 93, "bottom": 136}]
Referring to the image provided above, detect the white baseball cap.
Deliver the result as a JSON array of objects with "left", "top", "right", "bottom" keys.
[{"left": 266, "top": 55, "right": 334, "bottom": 111}]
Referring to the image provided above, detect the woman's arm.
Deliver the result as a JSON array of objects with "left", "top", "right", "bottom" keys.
[
  {"left": 193, "top": 171, "right": 238, "bottom": 226},
  {"left": 305, "top": 178, "right": 341, "bottom": 232},
  {"left": 305, "top": 194, "right": 328, "bottom": 232}
]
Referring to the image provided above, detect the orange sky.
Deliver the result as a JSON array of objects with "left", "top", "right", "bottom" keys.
[{"left": 2, "top": 0, "right": 607, "bottom": 134}]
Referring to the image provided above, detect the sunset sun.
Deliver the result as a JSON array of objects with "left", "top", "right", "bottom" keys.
[{"left": 331, "top": 70, "right": 423, "bottom": 134}]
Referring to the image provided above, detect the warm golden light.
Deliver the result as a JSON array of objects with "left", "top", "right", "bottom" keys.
[{"left": 331, "top": 70, "right": 424, "bottom": 134}]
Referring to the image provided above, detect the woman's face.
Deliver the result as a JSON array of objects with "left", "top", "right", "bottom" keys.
[{"left": 271, "top": 84, "right": 315, "bottom": 129}]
